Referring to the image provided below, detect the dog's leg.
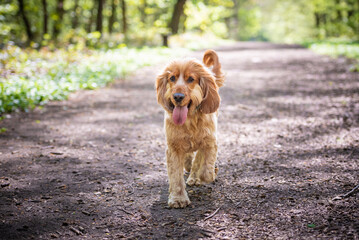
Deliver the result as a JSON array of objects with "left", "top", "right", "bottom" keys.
[
  {"left": 166, "top": 149, "right": 191, "bottom": 208},
  {"left": 187, "top": 142, "right": 218, "bottom": 186},
  {"left": 186, "top": 150, "right": 204, "bottom": 186},
  {"left": 184, "top": 153, "right": 194, "bottom": 173},
  {"left": 198, "top": 143, "right": 218, "bottom": 183}
]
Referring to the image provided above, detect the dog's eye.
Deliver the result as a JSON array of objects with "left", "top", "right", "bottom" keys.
[
  {"left": 187, "top": 77, "right": 194, "bottom": 83},
  {"left": 170, "top": 76, "right": 176, "bottom": 82}
]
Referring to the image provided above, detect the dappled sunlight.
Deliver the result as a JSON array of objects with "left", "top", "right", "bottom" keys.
[
  {"left": 0, "top": 0, "right": 358, "bottom": 238},
  {"left": 1, "top": 1, "right": 359, "bottom": 234},
  {"left": 1, "top": 41, "right": 358, "bottom": 239}
]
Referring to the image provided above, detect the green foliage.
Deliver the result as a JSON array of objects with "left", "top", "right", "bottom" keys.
[
  {"left": 237, "top": 4, "right": 262, "bottom": 40},
  {"left": 185, "top": 1, "right": 232, "bottom": 38},
  {"left": 260, "top": 0, "right": 316, "bottom": 43},
  {"left": 0, "top": 2, "right": 19, "bottom": 43},
  {"left": 308, "top": 41, "right": 359, "bottom": 59},
  {"left": 311, "top": 0, "right": 359, "bottom": 39},
  {"left": 252, "top": 0, "right": 359, "bottom": 43},
  {"left": 305, "top": 40, "right": 359, "bottom": 71},
  {"left": 2, "top": 0, "right": 358, "bottom": 47},
  {"left": 0, "top": 45, "right": 186, "bottom": 114}
]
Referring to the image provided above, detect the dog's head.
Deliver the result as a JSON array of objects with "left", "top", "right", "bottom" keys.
[{"left": 156, "top": 50, "right": 221, "bottom": 125}]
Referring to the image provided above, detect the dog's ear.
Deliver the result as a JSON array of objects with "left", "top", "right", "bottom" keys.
[
  {"left": 199, "top": 73, "right": 220, "bottom": 114},
  {"left": 155, "top": 70, "right": 171, "bottom": 111}
]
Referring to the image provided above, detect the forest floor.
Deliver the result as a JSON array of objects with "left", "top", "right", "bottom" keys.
[{"left": 0, "top": 42, "right": 358, "bottom": 239}]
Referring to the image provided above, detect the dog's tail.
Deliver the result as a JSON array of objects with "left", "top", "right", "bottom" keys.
[{"left": 203, "top": 49, "right": 225, "bottom": 88}]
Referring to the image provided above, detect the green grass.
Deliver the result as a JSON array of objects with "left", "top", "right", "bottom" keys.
[
  {"left": 0, "top": 45, "right": 188, "bottom": 114},
  {"left": 304, "top": 40, "right": 359, "bottom": 71}
]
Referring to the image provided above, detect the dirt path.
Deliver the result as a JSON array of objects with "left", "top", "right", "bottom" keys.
[{"left": 0, "top": 42, "right": 358, "bottom": 239}]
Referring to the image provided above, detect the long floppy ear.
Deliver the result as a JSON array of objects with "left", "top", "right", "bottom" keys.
[
  {"left": 199, "top": 73, "right": 220, "bottom": 114},
  {"left": 155, "top": 70, "right": 171, "bottom": 111}
]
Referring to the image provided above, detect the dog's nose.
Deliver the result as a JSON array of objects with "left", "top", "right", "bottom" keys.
[{"left": 173, "top": 93, "right": 185, "bottom": 103}]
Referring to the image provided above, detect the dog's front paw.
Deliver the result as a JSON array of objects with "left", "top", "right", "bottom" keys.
[
  {"left": 187, "top": 167, "right": 217, "bottom": 186},
  {"left": 168, "top": 194, "right": 191, "bottom": 208},
  {"left": 186, "top": 175, "right": 203, "bottom": 186},
  {"left": 200, "top": 168, "right": 216, "bottom": 183}
]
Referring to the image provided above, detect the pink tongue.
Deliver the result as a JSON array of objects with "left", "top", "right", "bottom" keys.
[{"left": 173, "top": 106, "right": 188, "bottom": 125}]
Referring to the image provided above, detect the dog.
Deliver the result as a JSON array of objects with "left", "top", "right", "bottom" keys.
[{"left": 155, "top": 50, "right": 225, "bottom": 208}]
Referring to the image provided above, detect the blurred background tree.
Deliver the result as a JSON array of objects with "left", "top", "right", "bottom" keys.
[{"left": 1, "top": 0, "right": 358, "bottom": 48}]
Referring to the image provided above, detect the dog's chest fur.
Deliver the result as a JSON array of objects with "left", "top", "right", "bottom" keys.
[{"left": 165, "top": 112, "right": 217, "bottom": 153}]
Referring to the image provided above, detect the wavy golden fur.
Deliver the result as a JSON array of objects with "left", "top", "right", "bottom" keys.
[{"left": 155, "top": 50, "right": 224, "bottom": 208}]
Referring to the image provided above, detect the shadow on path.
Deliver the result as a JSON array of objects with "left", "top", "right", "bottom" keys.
[{"left": 0, "top": 42, "right": 358, "bottom": 239}]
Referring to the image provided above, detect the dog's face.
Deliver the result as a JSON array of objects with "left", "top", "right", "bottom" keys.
[{"left": 156, "top": 59, "right": 220, "bottom": 125}]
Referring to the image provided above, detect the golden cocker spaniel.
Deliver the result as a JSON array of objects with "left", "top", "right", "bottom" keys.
[{"left": 156, "top": 50, "right": 224, "bottom": 208}]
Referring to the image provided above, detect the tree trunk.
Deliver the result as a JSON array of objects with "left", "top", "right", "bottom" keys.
[
  {"left": 162, "top": 34, "right": 168, "bottom": 47},
  {"left": 344, "top": 0, "right": 356, "bottom": 34},
  {"left": 72, "top": 0, "right": 79, "bottom": 29},
  {"left": 53, "top": 0, "right": 65, "bottom": 40},
  {"left": 335, "top": 0, "right": 342, "bottom": 22},
  {"left": 96, "top": 0, "right": 104, "bottom": 33},
  {"left": 179, "top": 10, "right": 187, "bottom": 33},
  {"left": 18, "top": 0, "right": 33, "bottom": 42},
  {"left": 120, "top": 0, "right": 127, "bottom": 37},
  {"left": 169, "top": 0, "right": 186, "bottom": 34},
  {"left": 224, "top": 17, "right": 231, "bottom": 37},
  {"left": 232, "top": 0, "right": 240, "bottom": 39},
  {"left": 87, "top": 5, "right": 96, "bottom": 33},
  {"left": 42, "top": 0, "right": 48, "bottom": 37},
  {"left": 108, "top": 0, "right": 117, "bottom": 33},
  {"left": 140, "top": 0, "right": 147, "bottom": 24},
  {"left": 314, "top": 12, "right": 320, "bottom": 28}
]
